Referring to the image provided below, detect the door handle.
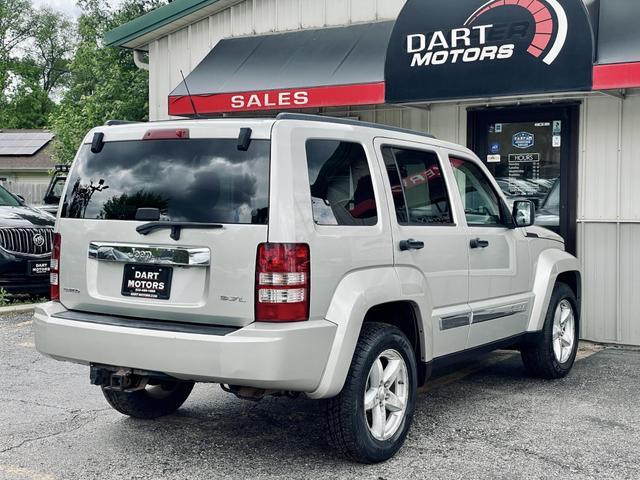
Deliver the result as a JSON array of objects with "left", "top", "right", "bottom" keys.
[
  {"left": 399, "top": 239, "right": 425, "bottom": 251},
  {"left": 470, "top": 238, "right": 490, "bottom": 249}
]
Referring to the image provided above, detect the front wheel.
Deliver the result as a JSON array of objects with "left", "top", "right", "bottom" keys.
[
  {"left": 102, "top": 380, "right": 194, "bottom": 419},
  {"left": 521, "top": 282, "right": 579, "bottom": 379},
  {"left": 326, "top": 322, "right": 417, "bottom": 463}
]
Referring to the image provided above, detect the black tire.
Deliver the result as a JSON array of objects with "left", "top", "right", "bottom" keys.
[
  {"left": 326, "top": 322, "right": 417, "bottom": 464},
  {"left": 102, "top": 380, "right": 194, "bottom": 419},
  {"left": 521, "top": 282, "right": 579, "bottom": 379}
]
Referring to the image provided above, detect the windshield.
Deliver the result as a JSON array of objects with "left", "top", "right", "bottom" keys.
[
  {"left": 49, "top": 177, "right": 66, "bottom": 201},
  {"left": 61, "top": 138, "right": 270, "bottom": 224},
  {"left": 0, "top": 186, "right": 21, "bottom": 207}
]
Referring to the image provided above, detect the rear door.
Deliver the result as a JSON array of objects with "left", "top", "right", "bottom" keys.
[
  {"left": 57, "top": 124, "right": 271, "bottom": 327},
  {"left": 375, "top": 138, "right": 470, "bottom": 357}
]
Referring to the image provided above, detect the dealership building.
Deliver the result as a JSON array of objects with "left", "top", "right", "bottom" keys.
[{"left": 106, "top": 0, "right": 640, "bottom": 345}]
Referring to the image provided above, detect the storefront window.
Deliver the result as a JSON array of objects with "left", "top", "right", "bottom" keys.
[{"left": 483, "top": 120, "right": 562, "bottom": 229}]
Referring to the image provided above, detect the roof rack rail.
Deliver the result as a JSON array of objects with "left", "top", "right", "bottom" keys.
[
  {"left": 104, "top": 120, "right": 140, "bottom": 126},
  {"left": 275, "top": 113, "right": 436, "bottom": 139}
]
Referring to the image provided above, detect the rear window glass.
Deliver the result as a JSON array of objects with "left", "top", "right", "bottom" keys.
[
  {"left": 306, "top": 140, "right": 377, "bottom": 226},
  {"left": 61, "top": 139, "right": 270, "bottom": 224}
]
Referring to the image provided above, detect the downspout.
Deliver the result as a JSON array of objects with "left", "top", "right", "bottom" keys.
[{"left": 133, "top": 49, "right": 149, "bottom": 71}]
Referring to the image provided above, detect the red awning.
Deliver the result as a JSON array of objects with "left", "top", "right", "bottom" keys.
[
  {"left": 169, "top": 83, "right": 385, "bottom": 116},
  {"left": 169, "top": 22, "right": 392, "bottom": 116},
  {"left": 593, "top": 63, "right": 640, "bottom": 90}
]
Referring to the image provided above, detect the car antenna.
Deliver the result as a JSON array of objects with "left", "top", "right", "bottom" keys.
[{"left": 180, "top": 69, "right": 200, "bottom": 119}]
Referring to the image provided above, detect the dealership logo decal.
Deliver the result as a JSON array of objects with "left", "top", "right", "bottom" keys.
[
  {"left": 512, "top": 132, "right": 535, "bottom": 149},
  {"left": 406, "top": 0, "right": 568, "bottom": 67}
]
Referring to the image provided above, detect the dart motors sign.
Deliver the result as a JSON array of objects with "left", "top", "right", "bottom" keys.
[{"left": 385, "top": 0, "right": 594, "bottom": 103}]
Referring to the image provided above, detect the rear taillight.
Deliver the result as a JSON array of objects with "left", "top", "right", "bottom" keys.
[
  {"left": 50, "top": 233, "right": 61, "bottom": 300},
  {"left": 256, "top": 243, "right": 310, "bottom": 322}
]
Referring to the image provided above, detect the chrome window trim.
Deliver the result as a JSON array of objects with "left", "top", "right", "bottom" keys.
[{"left": 88, "top": 242, "right": 210, "bottom": 267}]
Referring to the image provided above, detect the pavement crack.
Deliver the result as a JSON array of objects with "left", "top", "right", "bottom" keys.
[
  {"left": 0, "top": 412, "right": 98, "bottom": 455},
  {"left": 0, "top": 397, "right": 72, "bottom": 411},
  {"left": 490, "top": 439, "right": 587, "bottom": 474}
]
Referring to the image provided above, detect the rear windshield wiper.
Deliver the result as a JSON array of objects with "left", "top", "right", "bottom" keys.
[{"left": 136, "top": 222, "right": 223, "bottom": 241}]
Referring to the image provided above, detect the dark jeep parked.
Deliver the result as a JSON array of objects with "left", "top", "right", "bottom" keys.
[
  {"left": 0, "top": 185, "right": 54, "bottom": 296},
  {"left": 38, "top": 164, "right": 68, "bottom": 215}
]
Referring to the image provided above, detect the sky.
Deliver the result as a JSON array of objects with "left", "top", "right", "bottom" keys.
[{"left": 33, "top": 0, "right": 123, "bottom": 18}]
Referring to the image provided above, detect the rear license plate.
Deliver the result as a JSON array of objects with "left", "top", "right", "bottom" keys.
[
  {"left": 29, "top": 261, "right": 50, "bottom": 276},
  {"left": 121, "top": 264, "right": 173, "bottom": 300}
]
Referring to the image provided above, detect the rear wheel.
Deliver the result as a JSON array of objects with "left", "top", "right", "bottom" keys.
[
  {"left": 102, "top": 380, "right": 194, "bottom": 419},
  {"left": 326, "top": 322, "right": 417, "bottom": 463},
  {"left": 521, "top": 282, "right": 579, "bottom": 379}
]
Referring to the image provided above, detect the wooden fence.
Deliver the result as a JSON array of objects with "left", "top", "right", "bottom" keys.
[{"left": 0, "top": 180, "right": 48, "bottom": 204}]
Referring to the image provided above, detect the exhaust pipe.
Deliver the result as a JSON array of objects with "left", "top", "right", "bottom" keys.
[{"left": 220, "top": 384, "right": 299, "bottom": 401}]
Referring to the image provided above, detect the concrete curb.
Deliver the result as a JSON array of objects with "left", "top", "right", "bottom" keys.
[{"left": 0, "top": 304, "right": 37, "bottom": 315}]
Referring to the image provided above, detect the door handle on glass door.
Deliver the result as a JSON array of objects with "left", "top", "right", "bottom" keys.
[
  {"left": 399, "top": 239, "right": 425, "bottom": 251},
  {"left": 470, "top": 238, "right": 489, "bottom": 249}
]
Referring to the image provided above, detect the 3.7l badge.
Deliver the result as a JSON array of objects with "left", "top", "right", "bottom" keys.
[{"left": 220, "top": 296, "right": 246, "bottom": 303}]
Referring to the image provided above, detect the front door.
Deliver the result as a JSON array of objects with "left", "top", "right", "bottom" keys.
[
  {"left": 469, "top": 104, "right": 579, "bottom": 253},
  {"left": 375, "top": 138, "right": 470, "bottom": 357},
  {"left": 447, "top": 154, "right": 532, "bottom": 349}
]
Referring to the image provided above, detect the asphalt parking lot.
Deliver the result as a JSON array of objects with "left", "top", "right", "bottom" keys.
[{"left": 1, "top": 311, "right": 639, "bottom": 480}]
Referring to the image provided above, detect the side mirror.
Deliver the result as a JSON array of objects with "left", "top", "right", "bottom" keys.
[
  {"left": 16, "top": 194, "right": 26, "bottom": 204},
  {"left": 512, "top": 200, "right": 535, "bottom": 228}
]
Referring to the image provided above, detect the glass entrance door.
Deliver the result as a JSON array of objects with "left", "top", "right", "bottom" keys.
[{"left": 468, "top": 105, "right": 579, "bottom": 253}]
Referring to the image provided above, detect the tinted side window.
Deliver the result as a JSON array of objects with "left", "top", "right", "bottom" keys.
[
  {"left": 449, "top": 156, "right": 504, "bottom": 226},
  {"left": 306, "top": 140, "right": 377, "bottom": 226},
  {"left": 382, "top": 147, "right": 453, "bottom": 225}
]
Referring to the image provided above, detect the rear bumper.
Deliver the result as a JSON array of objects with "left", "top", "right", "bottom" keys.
[{"left": 34, "top": 302, "right": 337, "bottom": 392}]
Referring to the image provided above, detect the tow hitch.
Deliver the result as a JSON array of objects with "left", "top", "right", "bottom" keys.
[{"left": 89, "top": 365, "right": 158, "bottom": 392}]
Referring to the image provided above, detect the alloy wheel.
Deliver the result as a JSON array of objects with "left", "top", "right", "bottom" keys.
[
  {"left": 552, "top": 299, "right": 575, "bottom": 364},
  {"left": 364, "top": 349, "right": 409, "bottom": 441}
]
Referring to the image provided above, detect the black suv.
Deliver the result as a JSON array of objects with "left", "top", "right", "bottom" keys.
[
  {"left": 0, "top": 185, "right": 54, "bottom": 296},
  {"left": 38, "top": 164, "right": 68, "bottom": 215}
]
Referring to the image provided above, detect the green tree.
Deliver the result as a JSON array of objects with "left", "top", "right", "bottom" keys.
[
  {"left": 0, "top": 0, "right": 34, "bottom": 94},
  {"left": 29, "top": 8, "right": 74, "bottom": 95},
  {"left": 0, "top": 76, "right": 54, "bottom": 128},
  {"left": 50, "top": 0, "right": 165, "bottom": 164},
  {"left": 0, "top": 4, "right": 72, "bottom": 129}
]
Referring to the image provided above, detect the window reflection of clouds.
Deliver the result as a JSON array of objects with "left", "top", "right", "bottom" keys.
[{"left": 65, "top": 140, "right": 270, "bottom": 224}]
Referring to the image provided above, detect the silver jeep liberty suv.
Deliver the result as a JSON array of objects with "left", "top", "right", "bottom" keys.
[{"left": 35, "top": 113, "right": 581, "bottom": 463}]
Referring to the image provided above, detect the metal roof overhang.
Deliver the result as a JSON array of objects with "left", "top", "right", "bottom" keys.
[
  {"left": 168, "top": 22, "right": 392, "bottom": 116},
  {"left": 105, "top": 0, "right": 226, "bottom": 49}
]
